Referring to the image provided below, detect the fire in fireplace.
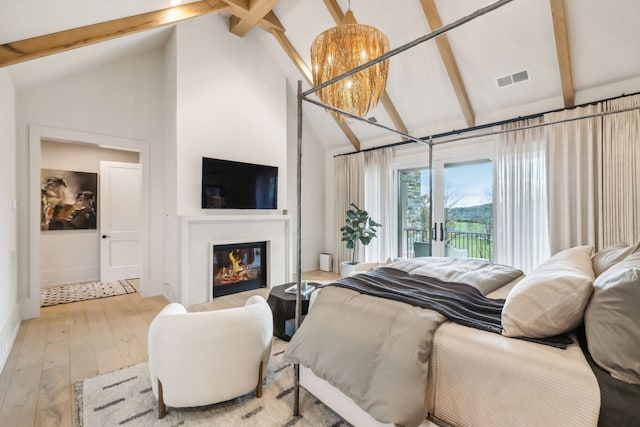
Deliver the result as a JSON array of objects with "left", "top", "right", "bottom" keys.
[{"left": 212, "top": 241, "right": 267, "bottom": 298}]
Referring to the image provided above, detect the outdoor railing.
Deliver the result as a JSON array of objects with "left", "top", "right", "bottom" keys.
[{"left": 403, "top": 228, "right": 493, "bottom": 260}]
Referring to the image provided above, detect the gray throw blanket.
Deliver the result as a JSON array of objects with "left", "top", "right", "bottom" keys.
[
  {"left": 328, "top": 267, "right": 572, "bottom": 348},
  {"left": 327, "top": 267, "right": 505, "bottom": 333}
]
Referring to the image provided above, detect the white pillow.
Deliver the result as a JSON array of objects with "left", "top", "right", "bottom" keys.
[
  {"left": 591, "top": 242, "right": 637, "bottom": 276},
  {"left": 354, "top": 258, "right": 394, "bottom": 273},
  {"left": 502, "top": 245, "right": 595, "bottom": 338},
  {"left": 585, "top": 251, "right": 640, "bottom": 384}
]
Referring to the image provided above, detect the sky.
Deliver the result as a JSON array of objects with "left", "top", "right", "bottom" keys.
[{"left": 420, "top": 160, "right": 492, "bottom": 207}]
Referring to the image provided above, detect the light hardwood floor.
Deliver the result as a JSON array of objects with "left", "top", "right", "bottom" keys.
[{"left": 0, "top": 270, "right": 338, "bottom": 427}]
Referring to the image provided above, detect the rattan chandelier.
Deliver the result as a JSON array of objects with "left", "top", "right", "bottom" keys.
[{"left": 310, "top": 2, "right": 390, "bottom": 119}]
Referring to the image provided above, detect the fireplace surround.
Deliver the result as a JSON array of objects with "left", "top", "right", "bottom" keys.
[{"left": 178, "top": 214, "right": 290, "bottom": 306}]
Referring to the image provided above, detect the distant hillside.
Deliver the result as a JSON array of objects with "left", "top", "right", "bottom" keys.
[{"left": 447, "top": 203, "right": 492, "bottom": 223}]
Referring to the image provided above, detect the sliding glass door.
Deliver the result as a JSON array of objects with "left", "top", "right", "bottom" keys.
[
  {"left": 397, "top": 167, "right": 431, "bottom": 258},
  {"left": 397, "top": 142, "right": 494, "bottom": 261},
  {"left": 432, "top": 159, "right": 493, "bottom": 260}
]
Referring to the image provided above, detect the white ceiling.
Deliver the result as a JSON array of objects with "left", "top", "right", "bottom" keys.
[{"left": 3, "top": 0, "right": 640, "bottom": 150}]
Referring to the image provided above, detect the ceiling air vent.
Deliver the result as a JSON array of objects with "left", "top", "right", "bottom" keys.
[{"left": 496, "top": 69, "right": 530, "bottom": 88}]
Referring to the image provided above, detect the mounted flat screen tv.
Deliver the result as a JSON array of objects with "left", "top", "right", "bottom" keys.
[{"left": 202, "top": 157, "right": 278, "bottom": 209}]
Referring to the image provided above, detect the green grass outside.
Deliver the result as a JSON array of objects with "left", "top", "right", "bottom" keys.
[
  {"left": 448, "top": 221, "right": 489, "bottom": 233},
  {"left": 447, "top": 221, "right": 493, "bottom": 260}
]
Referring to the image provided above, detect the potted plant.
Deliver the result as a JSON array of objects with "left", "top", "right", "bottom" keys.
[{"left": 339, "top": 203, "right": 381, "bottom": 277}]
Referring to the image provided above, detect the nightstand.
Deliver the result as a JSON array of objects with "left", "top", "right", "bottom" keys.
[{"left": 267, "top": 283, "right": 312, "bottom": 341}]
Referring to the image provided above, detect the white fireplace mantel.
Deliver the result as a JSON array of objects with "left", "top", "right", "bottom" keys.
[{"left": 179, "top": 214, "right": 291, "bottom": 307}]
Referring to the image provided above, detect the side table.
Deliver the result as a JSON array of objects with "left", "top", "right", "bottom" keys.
[{"left": 267, "top": 283, "right": 312, "bottom": 341}]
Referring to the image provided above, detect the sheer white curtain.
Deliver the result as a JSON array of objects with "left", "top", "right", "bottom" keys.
[
  {"left": 364, "top": 147, "right": 394, "bottom": 262},
  {"left": 334, "top": 152, "right": 364, "bottom": 266},
  {"left": 602, "top": 94, "right": 640, "bottom": 246},
  {"left": 544, "top": 104, "right": 603, "bottom": 253},
  {"left": 494, "top": 119, "right": 550, "bottom": 272}
]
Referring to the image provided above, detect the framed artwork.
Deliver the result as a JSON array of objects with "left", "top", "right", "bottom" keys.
[{"left": 41, "top": 169, "right": 98, "bottom": 231}]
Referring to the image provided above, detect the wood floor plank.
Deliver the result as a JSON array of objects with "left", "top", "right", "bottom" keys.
[
  {"left": 18, "top": 320, "right": 48, "bottom": 361},
  {"left": 115, "top": 333, "right": 147, "bottom": 366},
  {"left": 42, "top": 339, "right": 70, "bottom": 371},
  {"left": 93, "top": 343, "right": 124, "bottom": 375},
  {"left": 44, "top": 308, "right": 70, "bottom": 344},
  {"left": 69, "top": 345, "right": 98, "bottom": 383},
  {"left": 0, "top": 405, "right": 21, "bottom": 427},
  {"left": 16, "top": 395, "right": 39, "bottom": 427},
  {"left": 15, "top": 348, "right": 45, "bottom": 373},
  {"left": 35, "top": 399, "right": 72, "bottom": 427},
  {"left": 37, "top": 364, "right": 71, "bottom": 409},
  {"left": 3, "top": 363, "right": 42, "bottom": 427}
]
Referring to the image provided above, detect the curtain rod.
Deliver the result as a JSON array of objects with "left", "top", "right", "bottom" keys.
[{"left": 333, "top": 90, "right": 640, "bottom": 158}]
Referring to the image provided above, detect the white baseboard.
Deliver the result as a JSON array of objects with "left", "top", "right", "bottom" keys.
[
  {"left": 0, "top": 304, "right": 20, "bottom": 375},
  {"left": 41, "top": 265, "right": 99, "bottom": 286},
  {"left": 162, "top": 282, "right": 179, "bottom": 303}
]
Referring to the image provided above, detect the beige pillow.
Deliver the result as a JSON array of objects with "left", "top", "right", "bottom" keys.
[
  {"left": 585, "top": 251, "right": 640, "bottom": 384},
  {"left": 502, "top": 245, "right": 594, "bottom": 338},
  {"left": 354, "top": 262, "right": 380, "bottom": 273},
  {"left": 354, "top": 258, "right": 394, "bottom": 273},
  {"left": 592, "top": 242, "right": 638, "bottom": 276}
]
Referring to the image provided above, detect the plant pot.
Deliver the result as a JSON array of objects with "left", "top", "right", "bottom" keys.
[{"left": 339, "top": 261, "right": 357, "bottom": 278}]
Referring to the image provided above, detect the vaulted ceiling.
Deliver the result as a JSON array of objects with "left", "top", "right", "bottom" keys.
[{"left": 3, "top": 0, "right": 640, "bottom": 150}]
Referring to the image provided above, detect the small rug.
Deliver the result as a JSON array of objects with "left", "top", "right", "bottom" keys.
[
  {"left": 75, "top": 340, "right": 349, "bottom": 426},
  {"left": 41, "top": 280, "right": 137, "bottom": 307}
]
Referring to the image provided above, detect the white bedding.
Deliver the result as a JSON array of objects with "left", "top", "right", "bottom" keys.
[
  {"left": 428, "top": 321, "right": 600, "bottom": 427},
  {"left": 427, "top": 276, "right": 600, "bottom": 426}
]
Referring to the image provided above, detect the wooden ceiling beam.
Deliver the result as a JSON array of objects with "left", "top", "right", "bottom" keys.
[
  {"left": 550, "top": 0, "right": 575, "bottom": 107},
  {"left": 419, "top": 0, "right": 475, "bottom": 128},
  {"left": 322, "top": 0, "right": 410, "bottom": 138},
  {"left": 218, "top": 0, "right": 284, "bottom": 34},
  {"left": 228, "top": 0, "right": 280, "bottom": 37},
  {"left": 270, "top": 29, "right": 361, "bottom": 150},
  {"left": 0, "top": 1, "right": 228, "bottom": 68},
  {"left": 270, "top": 30, "right": 313, "bottom": 83}
]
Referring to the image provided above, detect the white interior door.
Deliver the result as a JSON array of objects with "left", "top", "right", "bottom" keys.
[{"left": 100, "top": 161, "right": 141, "bottom": 281}]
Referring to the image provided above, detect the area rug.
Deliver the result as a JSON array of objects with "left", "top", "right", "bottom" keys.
[
  {"left": 74, "top": 339, "right": 349, "bottom": 426},
  {"left": 41, "top": 279, "right": 137, "bottom": 307}
]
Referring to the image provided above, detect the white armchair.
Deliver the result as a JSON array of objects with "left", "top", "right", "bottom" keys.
[{"left": 148, "top": 295, "right": 273, "bottom": 418}]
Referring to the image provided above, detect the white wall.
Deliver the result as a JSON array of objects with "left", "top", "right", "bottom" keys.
[
  {"left": 40, "top": 140, "right": 139, "bottom": 285},
  {"left": 174, "top": 14, "right": 287, "bottom": 214},
  {"left": 0, "top": 69, "right": 19, "bottom": 373},
  {"left": 163, "top": 30, "right": 179, "bottom": 301},
  {"left": 16, "top": 48, "right": 167, "bottom": 314}
]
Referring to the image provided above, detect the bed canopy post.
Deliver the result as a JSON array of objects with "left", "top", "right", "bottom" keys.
[
  {"left": 428, "top": 138, "right": 434, "bottom": 250},
  {"left": 293, "top": 79, "right": 303, "bottom": 417}
]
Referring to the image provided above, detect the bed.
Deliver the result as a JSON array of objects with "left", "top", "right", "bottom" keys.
[{"left": 284, "top": 245, "right": 640, "bottom": 427}]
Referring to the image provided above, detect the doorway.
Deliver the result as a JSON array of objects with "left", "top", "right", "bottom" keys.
[{"left": 40, "top": 142, "right": 141, "bottom": 288}]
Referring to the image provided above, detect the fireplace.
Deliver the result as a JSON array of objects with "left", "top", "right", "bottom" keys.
[{"left": 212, "top": 241, "right": 267, "bottom": 298}]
